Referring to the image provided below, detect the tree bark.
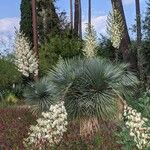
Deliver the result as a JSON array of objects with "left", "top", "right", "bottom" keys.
[
  {"left": 79, "top": 0, "right": 82, "bottom": 38},
  {"left": 74, "top": 0, "right": 79, "bottom": 35},
  {"left": 70, "top": 0, "right": 73, "bottom": 31},
  {"left": 136, "top": 0, "right": 145, "bottom": 87},
  {"left": 31, "top": 0, "right": 39, "bottom": 80},
  {"left": 111, "top": 0, "right": 131, "bottom": 64},
  {"left": 88, "top": 0, "right": 91, "bottom": 32}
]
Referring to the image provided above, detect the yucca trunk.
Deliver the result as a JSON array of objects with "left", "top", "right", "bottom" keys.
[{"left": 80, "top": 118, "right": 99, "bottom": 137}]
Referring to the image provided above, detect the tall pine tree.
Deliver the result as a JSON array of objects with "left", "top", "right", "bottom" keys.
[
  {"left": 37, "top": 0, "right": 60, "bottom": 41},
  {"left": 20, "top": 0, "right": 33, "bottom": 43},
  {"left": 20, "top": 0, "right": 61, "bottom": 43}
]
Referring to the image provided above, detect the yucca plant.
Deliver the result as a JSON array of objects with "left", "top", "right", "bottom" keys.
[
  {"left": 23, "top": 78, "right": 55, "bottom": 113},
  {"left": 48, "top": 57, "right": 138, "bottom": 136}
]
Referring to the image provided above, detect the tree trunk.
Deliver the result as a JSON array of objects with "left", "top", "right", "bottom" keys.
[
  {"left": 79, "top": 0, "right": 82, "bottom": 38},
  {"left": 88, "top": 0, "right": 91, "bottom": 32},
  {"left": 70, "top": 0, "right": 73, "bottom": 31},
  {"left": 74, "top": 0, "right": 79, "bottom": 36},
  {"left": 135, "top": 0, "right": 145, "bottom": 87},
  {"left": 31, "top": 0, "right": 39, "bottom": 80},
  {"left": 111, "top": 0, "right": 131, "bottom": 64}
]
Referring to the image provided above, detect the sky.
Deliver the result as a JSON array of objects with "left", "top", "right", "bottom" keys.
[{"left": 0, "top": 0, "right": 147, "bottom": 52}]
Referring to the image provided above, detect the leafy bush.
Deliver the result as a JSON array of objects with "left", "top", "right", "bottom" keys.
[
  {"left": 0, "top": 93, "right": 19, "bottom": 109},
  {"left": 5, "top": 93, "right": 18, "bottom": 104},
  {"left": 0, "top": 107, "right": 36, "bottom": 149},
  {"left": 141, "top": 41, "right": 150, "bottom": 75},
  {"left": 115, "top": 123, "right": 136, "bottom": 150},
  {"left": 39, "top": 35, "right": 83, "bottom": 76},
  {"left": 0, "top": 58, "right": 22, "bottom": 91},
  {"left": 97, "top": 35, "right": 116, "bottom": 60},
  {"left": 135, "top": 90, "right": 150, "bottom": 119}
]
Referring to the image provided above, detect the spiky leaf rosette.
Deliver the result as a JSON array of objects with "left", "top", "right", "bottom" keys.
[
  {"left": 107, "top": 9, "right": 124, "bottom": 49},
  {"left": 14, "top": 31, "right": 38, "bottom": 77},
  {"left": 23, "top": 78, "right": 55, "bottom": 112},
  {"left": 48, "top": 57, "right": 138, "bottom": 122},
  {"left": 83, "top": 25, "right": 98, "bottom": 58}
]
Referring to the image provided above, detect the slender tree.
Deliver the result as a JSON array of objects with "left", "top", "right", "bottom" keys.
[
  {"left": 31, "top": 0, "right": 39, "bottom": 80},
  {"left": 70, "top": 0, "right": 73, "bottom": 31},
  {"left": 88, "top": 0, "right": 91, "bottom": 32},
  {"left": 136, "top": 0, "right": 142, "bottom": 50},
  {"left": 135, "top": 0, "right": 145, "bottom": 86},
  {"left": 20, "top": 0, "right": 60, "bottom": 43},
  {"left": 111, "top": 0, "right": 131, "bottom": 64},
  {"left": 79, "top": 0, "right": 82, "bottom": 38},
  {"left": 74, "top": 0, "right": 80, "bottom": 35}
]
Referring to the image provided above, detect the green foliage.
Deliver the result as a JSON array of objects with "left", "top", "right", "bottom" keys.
[
  {"left": 48, "top": 57, "right": 138, "bottom": 121},
  {"left": 5, "top": 93, "right": 18, "bottom": 104},
  {"left": 136, "top": 90, "right": 150, "bottom": 119},
  {"left": 116, "top": 122, "right": 150, "bottom": 150},
  {"left": 143, "top": 0, "right": 150, "bottom": 40},
  {"left": 115, "top": 124, "right": 136, "bottom": 150},
  {"left": 20, "top": 0, "right": 33, "bottom": 43},
  {"left": 97, "top": 35, "right": 116, "bottom": 60},
  {"left": 39, "top": 35, "right": 83, "bottom": 76},
  {"left": 23, "top": 78, "right": 55, "bottom": 112},
  {"left": 0, "top": 90, "right": 4, "bottom": 101},
  {"left": 0, "top": 92, "right": 20, "bottom": 109},
  {"left": 37, "top": 0, "right": 61, "bottom": 42},
  {"left": 141, "top": 41, "right": 150, "bottom": 75},
  {"left": 0, "top": 58, "right": 22, "bottom": 91},
  {"left": 20, "top": 0, "right": 67, "bottom": 43}
]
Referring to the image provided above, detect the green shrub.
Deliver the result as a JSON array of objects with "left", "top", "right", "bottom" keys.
[
  {"left": 5, "top": 93, "right": 18, "bottom": 104},
  {"left": 39, "top": 35, "right": 83, "bottom": 76},
  {"left": 136, "top": 90, "right": 150, "bottom": 119},
  {"left": 97, "top": 35, "right": 116, "bottom": 60},
  {"left": 0, "top": 59, "right": 22, "bottom": 91},
  {"left": 115, "top": 123, "right": 136, "bottom": 150}
]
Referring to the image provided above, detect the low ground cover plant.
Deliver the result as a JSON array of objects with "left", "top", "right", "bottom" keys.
[{"left": 0, "top": 107, "right": 36, "bottom": 149}]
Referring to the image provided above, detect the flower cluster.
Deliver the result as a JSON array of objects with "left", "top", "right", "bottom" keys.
[
  {"left": 24, "top": 101, "right": 68, "bottom": 149},
  {"left": 83, "top": 25, "right": 98, "bottom": 58},
  {"left": 14, "top": 31, "right": 38, "bottom": 77},
  {"left": 107, "top": 9, "right": 124, "bottom": 49},
  {"left": 124, "top": 105, "right": 150, "bottom": 149}
]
